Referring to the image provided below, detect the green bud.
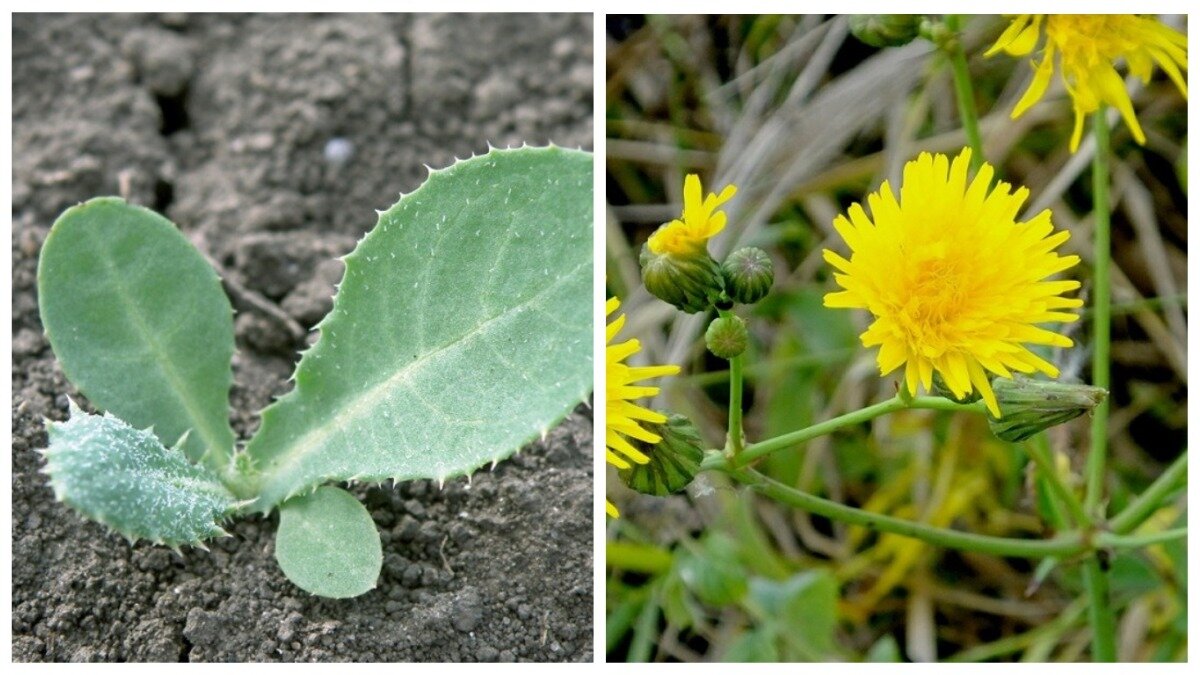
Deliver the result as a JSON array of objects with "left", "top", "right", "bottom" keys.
[
  {"left": 918, "top": 17, "right": 955, "bottom": 51},
  {"left": 640, "top": 241, "right": 725, "bottom": 314},
  {"left": 617, "top": 413, "right": 705, "bottom": 497},
  {"left": 721, "top": 247, "right": 774, "bottom": 305},
  {"left": 988, "top": 378, "right": 1108, "bottom": 442},
  {"left": 849, "top": 14, "right": 924, "bottom": 48},
  {"left": 705, "top": 314, "right": 748, "bottom": 360}
]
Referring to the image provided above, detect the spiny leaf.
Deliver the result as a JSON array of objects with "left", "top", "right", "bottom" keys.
[
  {"left": 37, "top": 197, "right": 236, "bottom": 469},
  {"left": 41, "top": 402, "right": 237, "bottom": 546},
  {"left": 246, "top": 146, "right": 593, "bottom": 508},
  {"left": 274, "top": 486, "right": 382, "bottom": 599}
]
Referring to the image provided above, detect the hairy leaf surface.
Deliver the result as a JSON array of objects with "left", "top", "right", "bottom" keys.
[
  {"left": 275, "top": 486, "right": 382, "bottom": 599},
  {"left": 247, "top": 147, "right": 592, "bottom": 508},
  {"left": 41, "top": 402, "right": 237, "bottom": 546},
  {"left": 38, "top": 198, "right": 236, "bottom": 468}
]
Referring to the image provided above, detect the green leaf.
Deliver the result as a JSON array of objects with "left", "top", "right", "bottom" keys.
[
  {"left": 605, "top": 592, "right": 644, "bottom": 654},
  {"left": 723, "top": 629, "right": 781, "bottom": 662},
  {"left": 677, "top": 533, "right": 748, "bottom": 606},
  {"left": 41, "top": 401, "right": 237, "bottom": 546},
  {"left": 246, "top": 147, "right": 592, "bottom": 508},
  {"left": 658, "top": 568, "right": 701, "bottom": 629},
  {"left": 748, "top": 570, "right": 840, "bottom": 660},
  {"left": 38, "top": 197, "right": 236, "bottom": 469},
  {"left": 274, "top": 486, "right": 382, "bottom": 599}
]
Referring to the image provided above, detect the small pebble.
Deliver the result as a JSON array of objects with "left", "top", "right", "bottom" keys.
[{"left": 324, "top": 138, "right": 355, "bottom": 166}]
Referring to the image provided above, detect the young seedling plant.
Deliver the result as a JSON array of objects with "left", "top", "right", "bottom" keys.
[{"left": 37, "top": 145, "right": 592, "bottom": 598}]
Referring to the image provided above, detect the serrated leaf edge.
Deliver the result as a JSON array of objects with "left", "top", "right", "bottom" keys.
[
  {"left": 40, "top": 399, "right": 239, "bottom": 548},
  {"left": 244, "top": 145, "right": 591, "bottom": 510}
]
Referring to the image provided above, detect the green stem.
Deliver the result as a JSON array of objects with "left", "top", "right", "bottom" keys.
[
  {"left": 1096, "top": 527, "right": 1188, "bottom": 549},
  {"left": 1082, "top": 559, "right": 1117, "bottom": 661},
  {"left": 718, "top": 466, "right": 1179, "bottom": 566},
  {"left": 1082, "top": 106, "right": 1116, "bottom": 664},
  {"left": 1109, "top": 451, "right": 1188, "bottom": 534},
  {"left": 944, "top": 15, "right": 985, "bottom": 171},
  {"left": 628, "top": 594, "right": 660, "bottom": 662},
  {"left": 731, "top": 467, "right": 1084, "bottom": 558},
  {"left": 715, "top": 309, "right": 744, "bottom": 458},
  {"left": 702, "top": 394, "right": 987, "bottom": 470},
  {"left": 724, "top": 316, "right": 746, "bottom": 459},
  {"left": 1086, "top": 109, "right": 1112, "bottom": 514},
  {"left": 1026, "top": 434, "right": 1090, "bottom": 527}
]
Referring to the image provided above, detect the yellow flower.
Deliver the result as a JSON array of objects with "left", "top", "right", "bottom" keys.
[
  {"left": 606, "top": 295, "right": 680, "bottom": 517},
  {"left": 987, "top": 14, "right": 1188, "bottom": 151},
  {"left": 823, "top": 148, "right": 1082, "bottom": 417},
  {"left": 647, "top": 174, "right": 737, "bottom": 255}
]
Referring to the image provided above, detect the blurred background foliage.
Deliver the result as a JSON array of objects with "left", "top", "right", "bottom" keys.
[{"left": 605, "top": 15, "right": 1186, "bottom": 662}]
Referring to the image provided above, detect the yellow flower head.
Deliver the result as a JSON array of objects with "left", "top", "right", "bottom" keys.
[
  {"left": 647, "top": 174, "right": 738, "bottom": 255},
  {"left": 606, "top": 295, "right": 680, "bottom": 517},
  {"left": 823, "top": 148, "right": 1082, "bottom": 417},
  {"left": 987, "top": 14, "right": 1188, "bottom": 152}
]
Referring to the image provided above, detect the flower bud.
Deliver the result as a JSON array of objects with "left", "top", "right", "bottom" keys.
[
  {"left": 705, "top": 315, "right": 748, "bottom": 360},
  {"left": 987, "top": 378, "right": 1108, "bottom": 442},
  {"left": 640, "top": 240, "right": 725, "bottom": 314},
  {"left": 617, "top": 414, "right": 705, "bottom": 497},
  {"left": 721, "top": 247, "right": 774, "bottom": 305},
  {"left": 849, "top": 14, "right": 924, "bottom": 48}
]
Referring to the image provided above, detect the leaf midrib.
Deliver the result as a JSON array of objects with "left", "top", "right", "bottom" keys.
[{"left": 254, "top": 258, "right": 588, "bottom": 502}]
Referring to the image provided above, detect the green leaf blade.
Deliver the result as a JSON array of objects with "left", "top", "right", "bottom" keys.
[
  {"left": 41, "top": 402, "right": 237, "bottom": 546},
  {"left": 247, "top": 146, "right": 593, "bottom": 508},
  {"left": 37, "top": 197, "right": 236, "bottom": 468},
  {"left": 274, "top": 486, "right": 382, "bottom": 599}
]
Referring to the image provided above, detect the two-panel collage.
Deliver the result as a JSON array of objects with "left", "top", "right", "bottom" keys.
[{"left": 4, "top": 10, "right": 1190, "bottom": 666}]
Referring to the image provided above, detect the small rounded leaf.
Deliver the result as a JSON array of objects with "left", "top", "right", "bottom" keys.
[{"left": 275, "top": 486, "right": 382, "bottom": 599}]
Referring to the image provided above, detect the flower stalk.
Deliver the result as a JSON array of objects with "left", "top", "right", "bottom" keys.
[
  {"left": 1082, "top": 106, "right": 1117, "bottom": 664},
  {"left": 1086, "top": 110, "right": 1113, "bottom": 513},
  {"left": 719, "top": 308, "right": 747, "bottom": 460},
  {"left": 702, "top": 394, "right": 987, "bottom": 471},
  {"left": 1082, "top": 560, "right": 1117, "bottom": 661},
  {"left": 944, "top": 15, "right": 985, "bottom": 171},
  {"left": 699, "top": 396, "right": 1187, "bottom": 562},
  {"left": 733, "top": 467, "right": 1086, "bottom": 559}
]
